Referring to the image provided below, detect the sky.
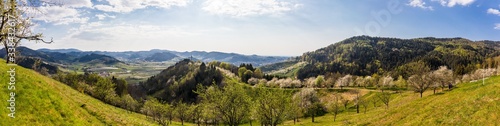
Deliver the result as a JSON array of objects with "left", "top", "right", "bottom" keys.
[{"left": 20, "top": 0, "right": 500, "bottom": 56}]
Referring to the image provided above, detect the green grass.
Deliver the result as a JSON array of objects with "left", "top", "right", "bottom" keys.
[
  {"left": 266, "top": 61, "right": 307, "bottom": 77},
  {"left": 0, "top": 59, "right": 187, "bottom": 125},
  {"left": 283, "top": 76, "right": 500, "bottom": 126}
]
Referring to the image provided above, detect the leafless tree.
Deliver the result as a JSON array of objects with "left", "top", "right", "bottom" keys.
[
  {"left": 408, "top": 74, "right": 432, "bottom": 98},
  {"left": 351, "top": 89, "right": 361, "bottom": 113},
  {"left": 1, "top": 0, "right": 53, "bottom": 63},
  {"left": 377, "top": 92, "right": 391, "bottom": 109}
]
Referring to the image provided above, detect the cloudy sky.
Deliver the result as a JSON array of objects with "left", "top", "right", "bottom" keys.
[{"left": 22, "top": 0, "right": 500, "bottom": 56}]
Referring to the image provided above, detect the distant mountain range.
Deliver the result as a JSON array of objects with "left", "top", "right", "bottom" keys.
[
  {"left": 36, "top": 48, "right": 290, "bottom": 66},
  {"left": 1, "top": 47, "right": 123, "bottom": 65}
]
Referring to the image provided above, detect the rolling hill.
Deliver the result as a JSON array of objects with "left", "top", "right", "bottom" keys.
[
  {"left": 135, "top": 59, "right": 224, "bottom": 103},
  {"left": 0, "top": 59, "right": 162, "bottom": 125},
  {"left": 296, "top": 36, "right": 500, "bottom": 79},
  {"left": 73, "top": 53, "right": 123, "bottom": 65},
  {"left": 283, "top": 75, "right": 500, "bottom": 125},
  {"left": 144, "top": 52, "right": 180, "bottom": 62},
  {"left": 39, "top": 48, "right": 289, "bottom": 66}
]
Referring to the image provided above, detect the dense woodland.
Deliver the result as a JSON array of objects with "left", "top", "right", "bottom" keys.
[{"left": 297, "top": 36, "right": 500, "bottom": 79}]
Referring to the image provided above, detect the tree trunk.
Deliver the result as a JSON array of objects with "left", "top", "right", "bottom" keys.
[
  {"left": 334, "top": 114, "right": 337, "bottom": 122},
  {"left": 433, "top": 88, "right": 436, "bottom": 94},
  {"left": 356, "top": 104, "right": 359, "bottom": 113},
  {"left": 312, "top": 113, "right": 315, "bottom": 123},
  {"left": 420, "top": 91, "right": 423, "bottom": 98}
]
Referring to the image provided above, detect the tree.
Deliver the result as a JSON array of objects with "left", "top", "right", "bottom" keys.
[
  {"left": 238, "top": 67, "right": 247, "bottom": 79},
  {"left": 325, "top": 77, "right": 336, "bottom": 88},
  {"left": 377, "top": 92, "right": 391, "bottom": 109},
  {"left": 290, "top": 95, "right": 303, "bottom": 125},
  {"left": 197, "top": 84, "right": 252, "bottom": 126},
  {"left": 430, "top": 66, "right": 454, "bottom": 91},
  {"left": 371, "top": 98, "right": 378, "bottom": 108},
  {"left": 406, "top": 62, "right": 431, "bottom": 98},
  {"left": 336, "top": 75, "right": 352, "bottom": 90},
  {"left": 315, "top": 75, "right": 325, "bottom": 88},
  {"left": 253, "top": 68, "right": 264, "bottom": 79},
  {"left": 175, "top": 102, "right": 190, "bottom": 125},
  {"left": 327, "top": 93, "right": 341, "bottom": 122},
  {"left": 429, "top": 79, "right": 440, "bottom": 95},
  {"left": 305, "top": 77, "right": 317, "bottom": 88},
  {"left": 1, "top": 0, "right": 53, "bottom": 63},
  {"left": 141, "top": 99, "right": 170, "bottom": 126},
  {"left": 340, "top": 96, "right": 349, "bottom": 110},
  {"left": 254, "top": 88, "right": 292, "bottom": 126},
  {"left": 199, "top": 101, "right": 219, "bottom": 125},
  {"left": 294, "top": 88, "right": 322, "bottom": 123},
  {"left": 351, "top": 90, "right": 361, "bottom": 113},
  {"left": 408, "top": 74, "right": 432, "bottom": 98},
  {"left": 359, "top": 97, "right": 369, "bottom": 114},
  {"left": 189, "top": 104, "right": 203, "bottom": 126},
  {"left": 291, "top": 79, "right": 302, "bottom": 88},
  {"left": 379, "top": 76, "right": 393, "bottom": 92},
  {"left": 163, "top": 103, "right": 175, "bottom": 125},
  {"left": 247, "top": 78, "right": 261, "bottom": 85},
  {"left": 94, "top": 78, "right": 116, "bottom": 101},
  {"left": 112, "top": 76, "right": 128, "bottom": 97},
  {"left": 243, "top": 70, "right": 253, "bottom": 83},
  {"left": 354, "top": 77, "right": 365, "bottom": 87},
  {"left": 394, "top": 75, "right": 407, "bottom": 93},
  {"left": 121, "top": 94, "right": 140, "bottom": 112}
]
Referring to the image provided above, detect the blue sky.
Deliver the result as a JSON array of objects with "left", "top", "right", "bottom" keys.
[{"left": 22, "top": 0, "right": 500, "bottom": 56}]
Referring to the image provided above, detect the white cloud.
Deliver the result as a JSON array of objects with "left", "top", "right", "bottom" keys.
[
  {"left": 41, "top": 0, "right": 93, "bottom": 8},
  {"left": 66, "top": 22, "right": 199, "bottom": 42},
  {"left": 202, "top": 0, "right": 302, "bottom": 17},
  {"left": 95, "top": 13, "right": 116, "bottom": 20},
  {"left": 411, "top": 0, "right": 476, "bottom": 9},
  {"left": 408, "top": 0, "right": 434, "bottom": 10},
  {"left": 33, "top": 6, "right": 89, "bottom": 25},
  {"left": 431, "top": 0, "right": 475, "bottom": 7},
  {"left": 96, "top": 14, "right": 106, "bottom": 20},
  {"left": 495, "top": 23, "right": 500, "bottom": 30},
  {"left": 445, "top": 0, "right": 475, "bottom": 7},
  {"left": 94, "top": 0, "right": 191, "bottom": 13},
  {"left": 487, "top": 8, "right": 500, "bottom": 16}
]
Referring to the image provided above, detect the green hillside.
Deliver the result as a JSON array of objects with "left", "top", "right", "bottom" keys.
[
  {"left": 283, "top": 76, "right": 500, "bottom": 126},
  {"left": 297, "top": 36, "right": 500, "bottom": 79},
  {"left": 0, "top": 59, "right": 164, "bottom": 125}
]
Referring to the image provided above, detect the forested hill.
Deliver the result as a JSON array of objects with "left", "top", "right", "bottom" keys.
[
  {"left": 134, "top": 59, "right": 224, "bottom": 103},
  {"left": 297, "top": 36, "right": 500, "bottom": 79}
]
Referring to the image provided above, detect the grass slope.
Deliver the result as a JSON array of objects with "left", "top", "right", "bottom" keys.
[
  {"left": 284, "top": 76, "right": 500, "bottom": 126},
  {"left": 0, "top": 59, "right": 170, "bottom": 125}
]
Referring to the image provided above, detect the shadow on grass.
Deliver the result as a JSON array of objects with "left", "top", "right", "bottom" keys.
[
  {"left": 434, "top": 92, "right": 445, "bottom": 95},
  {"left": 324, "top": 88, "right": 350, "bottom": 93}
]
